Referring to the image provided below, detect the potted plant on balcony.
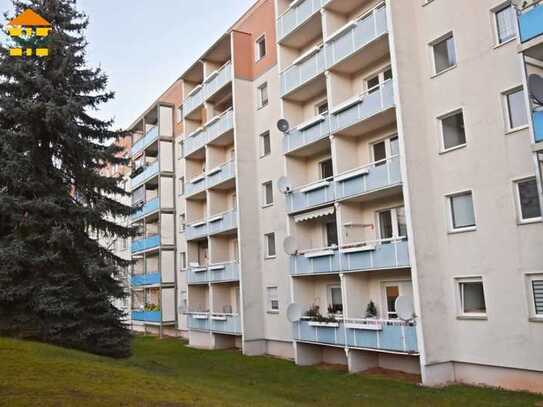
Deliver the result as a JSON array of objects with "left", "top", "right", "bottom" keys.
[
  {"left": 327, "top": 304, "right": 343, "bottom": 318},
  {"left": 365, "top": 301, "right": 377, "bottom": 318},
  {"left": 305, "top": 305, "right": 339, "bottom": 328},
  {"left": 144, "top": 303, "right": 160, "bottom": 312}
]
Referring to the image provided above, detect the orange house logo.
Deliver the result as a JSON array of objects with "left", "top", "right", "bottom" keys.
[{"left": 6, "top": 9, "right": 51, "bottom": 57}]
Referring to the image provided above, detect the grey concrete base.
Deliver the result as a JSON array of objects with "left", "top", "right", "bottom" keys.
[{"left": 242, "top": 339, "right": 267, "bottom": 356}]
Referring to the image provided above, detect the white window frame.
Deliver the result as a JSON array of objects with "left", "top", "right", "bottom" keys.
[
  {"left": 315, "top": 99, "right": 329, "bottom": 115},
  {"left": 376, "top": 206, "right": 407, "bottom": 240},
  {"left": 262, "top": 181, "right": 274, "bottom": 207},
  {"left": 492, "top": 1, "right": 516, "bottom": 46},
  {"left": 438, "top": 108, "right": 467, "bottom": 153},
  {"left": 430, "top": 31, "right": 457, "bottom": 76},
  {"left": 525, "top": 272, "right": 543, "bottom": 321},
  {"left": 364, "top": 65, "right": 392, "bottom": 93},
  {"left": 321, "top": 219, "right": 338, "bottom": 248},
  {"left": 446, "top": 190, "right": 477, "bottom": 233},
  {"left": 257, "top": 82, "right": 268, "bottom": 109},
  {"left": 260, "top": 131, "right": 271, "bottom": 157},
  {"left": 370, "top": 134, "right": 399, "bottom": 164},
  {"left": 255, "top": 34, "right": 267, "bottom": 62},
  {"left": 264, "top": 232, "right": 276, "bottom": 259},
  {"left": 502, "top": 86, "right": 529, "bottom": 133},
  {"left": 176, "top": 106, "right": 183, "bottom": 123},
  {"left": 454, "top": 276, "right": 487, "bottom": 319},
  {"left": 179, "top": 177, "right": 185, "bottom": 195},
  {"left": 327, "top": 284, "right": 343, "bottom": 315},
  {"left": 514, "top": 176, "right": 542, "bottom": 224},
  {"left": 318, "top": 156, "right": 333, "bottom": 179},
  {"left": 267, "top": 286, "right": 279, "bottom": 312}
]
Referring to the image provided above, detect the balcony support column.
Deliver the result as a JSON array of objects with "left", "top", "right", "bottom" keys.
[{"left": 347, "top": 349, "right": 379, "bottom": 373}]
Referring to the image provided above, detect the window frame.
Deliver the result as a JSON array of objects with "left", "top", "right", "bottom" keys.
[
  {"left": 492, "top": 2, "right": 516, "bottom": 46},
  {"left": 327, "top": 284, "right": 343, "bottom": 315},
  {"left": 438, "top": 108, "right": 467, "bottom": 153},
  {"left": 264, "top": 232, "right": 276, "bottom": 259},
  {"left": 315, "top": 99, "right": 329, "bottom": 115},
  {"left": 179, "top": 177, "right": 185, "bottom": 195},
  {"left": 430, "top": 32, "right": 457, "bottom": 76},
  {"left": 446, "top": 190, "right": 477, "bottom": 233},
  {"left": 514, "top": 177, "right": 542, "bottom": 224},
  {"left": 267, "top": 286, "right": 279, "bottom": 312},
  {"left": 257, "top": 82, "right": 269, "bottom": 109},
  {"left": 503, "top": 86, "right": 529, "bottom": 133},
  {"left": 255, "top": 34, "right": 267, "bottom": 62},
  {"left": 318, "top": 156, "right": 334, "bottom": 180},
  {"left": 455, "top": 276, "right": 487, "bottom": 319},
  {"left": 262, "top": 181, "right": 274, "bottom": 207},
  {"left": 179, "top": 213, "right": 186, "bottom": 232},
  {"left": 376, "top": 206, "right": 407, "bottom": 241},
  {"left": 525, "top": 273, "right": 543, "bottom": 321},
  {"left": 260, "top": 131, "right": 271, "bottom": 157}
]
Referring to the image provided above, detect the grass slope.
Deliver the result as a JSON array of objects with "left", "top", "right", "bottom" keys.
[{"left": 0, "top": 336, "right": 541, "bottom": 406}]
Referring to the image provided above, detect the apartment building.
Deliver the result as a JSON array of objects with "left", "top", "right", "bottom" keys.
[{"left": 124, "top": 0, "right": 543, "bottom": 393}]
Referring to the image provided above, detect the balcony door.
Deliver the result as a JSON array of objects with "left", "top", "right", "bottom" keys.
[
  {"left": 198, "top": 242, "right": 208, "bottom": 266},
  {"left": 382, "top": 281, "right": 413, "bottom": 319},
  {"left": 371, "top": 135, "right": 399, "bottom": 166},
  {"left": 319, "top": 157, "right": 333, "bottom": 180},
  {"left": 366, "top": 66, "right": 392, "bottom": 94},
  {"left": 377, "top": 206, "right": 406, "bottom": 241}
]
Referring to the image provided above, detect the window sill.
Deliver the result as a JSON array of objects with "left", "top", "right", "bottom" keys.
[
  {"left": 257, "top": 103, "right": 269, "bottom": 111},
  {"left": 505, "top": 125, "right": 529, "bottom": 135},
  {"left": 260, "top": 153, "right": 271, "bottom": 159},
  {"left": 457, "top": 314, "right": 487, "bottom": 321},
  {"left": 518, "top": 217, "right": 542, "bottom": 226},
  {"left": 529, "top": 317, "right": 543, "bottom": 323},
  {"left": 431, "top": 65, "right": 457, "bottom": 79},
  {"left": 439, "top": 143, "right": 467, "bottom": 155},
  {"left": 264, "top": 255, "right": 277, "bottom": 260},
  {"left": 262, "top": 203, "right": 274, "bottom": 209},
  {"left": 448, "top": 226, "right": 477, "bottom": 235},
  {"left": 422, "top": 0, "right": 435, "bottom": 7},
  {"left": 267, "top": 310, "right": 280, "bottom": 315},
  {"left": 493, "top": 37, "right": 516, "bottom": 50}
]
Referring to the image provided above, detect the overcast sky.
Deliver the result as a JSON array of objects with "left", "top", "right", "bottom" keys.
[{"left": 1, "top": 0, "right": 255, "bottom": 129}]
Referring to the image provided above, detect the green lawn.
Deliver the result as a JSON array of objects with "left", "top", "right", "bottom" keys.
[{"left": 0, "top": 336, "right": 541, "bottom": 406}]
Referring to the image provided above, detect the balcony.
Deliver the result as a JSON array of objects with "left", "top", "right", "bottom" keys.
[
  {"left": 208, "top": 209, "right": 238, "bottom": 236},
  {"left": 130, "top": 197, "right": 159, "bottom": 221},
  {"left": 289, "top": 239, "right": 409, "bottom": 276},
  {"left": 344, "top": 319, "right": 418, "bottom": 353},
  {"left": 325, "top": 4, "right": 387, "bottom": 73},
  {"left": 129, "top": 161, "right": 159, "bottom": 191},
  {"left": 185, "top": 160, "right": 236, "bottom": 198},
  {"left": 280, "top": 45, "right": 326, "bottom": 99},
  {"left": 283, "top": 114, "right": 330, "bottom": 155},
  {"left": 131, "top": 234, "right": 160, "bottom": 254},
  {"left": 187, "top": 313, "right": 241, "bottom": 335},
  {"left": 335, "top": 156, "right": 401, "bottom": 201},
  {"left": 534, "top": 111, "right": 543, "bottom": 143},
  {"left": 277, "top": 0, "right": 325, "bottom": 44},
  {"left": 519, "top": 2, "right": 543, "bottom": 44},
  {"left": 286, "top": 178, "right": 335, "bottom": 213},
  {"left": 293, "top": 318, "right": 418, "bottom": 353},
  {"left": 185, "top": 174, "right": 207, "bottom": 197},
  {"left": 131, "top": 272, "right": 160, "bottom": 287},
  {"left": 184, "top": 109, "right": 234, "bottom": 157},
  {"left": 185, "top": 220, "right": 208, "bottom": 240},
  {"left": 187, "top": 262, "right": 240, "bottom": 284},
  {"left": 131, "top": 126, "right": 159, "bottom": 157},
  {"left": 330, "top": 80, "right": 394, "bottom": 135},
  {"left": 132, "top": 310, "right": 161, "bottom": 323},
  {"left": 183, "top": 62, "right": 233, "bottom": 119}
]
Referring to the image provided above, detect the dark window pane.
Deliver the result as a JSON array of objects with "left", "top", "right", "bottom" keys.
[
  {"left": 320, "top": 159, "right": 333, "bottom": 179},
  {"left": 379, "top": 210, "right": 393, "bottom": 239},
  {"left": 518, "top": 179, "right": 541, "bottom": 220},
  {"left": 442, "top": 112, "right": 466, "bottom": 150},
  {"left": 507, "top": 89, "right": 528, "bottom": 129},
  {"left": 326, "top": 221, "right": 338, "bottom": 246}
]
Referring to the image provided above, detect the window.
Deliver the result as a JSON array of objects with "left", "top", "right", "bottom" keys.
[
  {"left": 324, "top": 220, "right": 338, "bottom": 247},
  {"left": 495, "top": 3, "right": 516, "bottom": 44},
  {"left": 378, "top": 207, "right": 407, "bottom": 240},
  {"left": 179, "top": 177, "right": 185, "bottom": 195},
  {"left": 440, "top": 110, "right": 466, "bottom": 151},
  {"left": 432, "top": 33, "right": 456, "bottom": 74},
  {"left": 448, "top": 191, "right": 476, "bottom": 231},
  {"left": 179, "top": 252, "right": 186, "bottom": 269},
  {"left": 319, "top": 158, "right": 333, "bottom": 179},
  {"left": 366, "top": 67, "right": 392, "bottom": 93},
  {"left": 528, "top": 275, "right": 543, "bottom": 318},
  {"left": 328, "top": 285, "right": 343, "bottom": 314},
  {"left": 260, "top": 131, "right": 271, "bottom": 157},
  {"left": 372, "top": 135, "right": 399, "bottom": 166},
  {"left": 385, "top": 285, "right": 400, "bottom": 319},
  {"left": 120, "top": 238, "right": 127, "bottom": 250},
  {"left": 457, "top": 277, "right": 487, "bottom": 316},
  {"left": 258, "top": 83, "right": 268, "bottom": 108},
  {"left": 316, "top": 100, "right": 328, "bottom": 115},
  {"left": 256, "top": 35, "right": 266, "bottom": 61},
  {"left": 515, "top": 178, "right": 542, "bottom": 222},
  {"left": 262, "top": 181, "right": 273, "bottom": 206},
  {"left": 179, "top": 214, "right": 185, "bottom": 232},
  {"left": 267, "top": 287, "right": 279, "bottom": 311},
  {"left": 265, "top": 232, "right": 276, "bottom": 258},
  {"left": 505, "top": 88, "right": 528, "bottom": 130}
]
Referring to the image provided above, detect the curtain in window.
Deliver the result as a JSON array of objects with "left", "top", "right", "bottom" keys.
[{"left": 496, "top": 6, "right": 515, "bottom": 43}]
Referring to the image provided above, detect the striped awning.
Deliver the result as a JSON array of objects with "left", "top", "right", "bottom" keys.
[{"left": 294, "top": 206, "right": 335, "bottom": 223}]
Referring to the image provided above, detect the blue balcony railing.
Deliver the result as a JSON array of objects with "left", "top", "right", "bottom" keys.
[
  {"left": 325, "top": 4, "right": 387, "bottom": 68},
  {"left": 335, "top": 156, "right": 401, "bottom": 201},
  {"left": 131, "top": 126, "right": 159, "bottom": 157},
  {"left": 131, "top": 234, "right": 160, "bottom": 253},
  {"left": 130, "top": 197, "right": 159, "bottom": 221},
  {"left": 132, "top": 310, "right": 161, "bottom": 323},
  {"left": 280, "top": 45, "right": 326, "bottom": 97},
  {"left": 185, "top": 220, "right": 208, "bottom": 241},
  {"left": 183, "top": 85, "right": 205, "bottom": 118},
  {"left": 293, "top": 318, "right": 418, "bottom": 353},
  {"left": 283, "top": 114, "right": 330, "bottom": 154},
  {"left": 129, "top": 161, "right": 159, "bottom": 191},
  {"left": 330, "top": 80, "right": 394, "bottom": 134},
  {"left": 187, "top": 313, "right": 210, "bottom": 330},
  {"left": 290, "top": 239, "right": 409, "bottom": 276},
  {"left": 131, "top": 272, "right": 160, "bottom": 287},
  {"left": 208, "top": 209, "right": 238, "bottom": 236},
  {"left": 187, "top": 313, "right": 241, "bottom": 335},
  {"left": 184, "top": 109, "right": 234, "bottom": 157},
  {"left": 519, "top": 2, "right": 543, "bottom": 43},
  {"left": 287, "top": 178, "right": 335, "bottom": 213},
  {"left": 187, "top": 262, "right": 240, "bottom": 285},
  {"left": 533, "top": 111, "right": 543, "bottom": 143},
  {"left": 277, "top": 0, "right": 325, "bottom": 42},
  {"left": 207, "top": 160, "right": 236, "bottom": 189}
]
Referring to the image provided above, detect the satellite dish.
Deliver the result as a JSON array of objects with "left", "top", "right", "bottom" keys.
[
  {"left": 277, "top": 176, "right": 292, "bottom": 193},
  {"left": 529, "top": 74, "right": 543, "bottom": 105},
  {"left": 395, "top": 296, "right": 415, "bottom": 321},
  {"left": 277, "top": 119, "right": 290, "bottom": 133},
  {"left": 283, "top": 236, "right": 298, "bottom": 255},
  {"left": 286, "top": 303, "right": 303, "bottom": 322}
]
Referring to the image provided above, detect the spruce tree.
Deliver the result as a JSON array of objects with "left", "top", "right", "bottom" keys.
[{"left": 0, "top": 0, "right": 133, "bottom": 357}]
